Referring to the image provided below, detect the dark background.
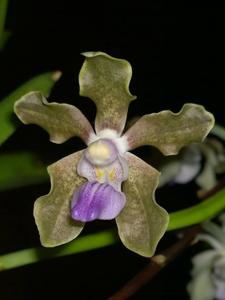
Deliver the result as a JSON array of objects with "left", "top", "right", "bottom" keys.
[{"left": 0, "top": 1, "right": 224, "bottom": 299}]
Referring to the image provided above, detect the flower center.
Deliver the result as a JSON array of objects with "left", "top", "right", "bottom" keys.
[{"left": 85, "top": 138, "right": 118, "bottom": 166}]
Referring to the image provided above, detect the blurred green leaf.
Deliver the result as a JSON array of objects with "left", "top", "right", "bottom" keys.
[
  {"left": 0, "top": 152, "right": 48, "bottom": 191},
  {"left": 0, "top": 71, "right": 61, "bottom": 145},
  {"left": 0, "top": 29, "right": 11, "bottom": 49},
  {"left": 0, "top": 0, "right": 8, "bottom": 49}
]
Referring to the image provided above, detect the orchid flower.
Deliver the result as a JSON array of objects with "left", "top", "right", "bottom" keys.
[
  {"left": 158, "top": 137, "right": 225, "bottom": 193},
  {"left": 14, "top": 52, "right": 214, "bottom": 256},
  {"left": 187, "top": 216, "right": 225, "bottom": 300}
]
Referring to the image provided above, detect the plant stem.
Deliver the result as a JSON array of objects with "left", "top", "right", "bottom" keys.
[
  {"left": 0, "top": 230, "right": 118, "bottom": 271},
  {"left": 107, "top": 226, "right": 200, "bottom": 300},
  {"left": 1, "top": 186, "right": 225, "bottom": 271},
  {"left": 168, "top": 186, "right": 225, "bottom": 231}
]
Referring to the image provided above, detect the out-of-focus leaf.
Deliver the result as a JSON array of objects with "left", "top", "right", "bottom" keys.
[
  {"left": 0, "top": 0, "right": 8, "bottom": 49},
  {"left": 0, "top": 29, "right": 10, "bottom": 49},
  {"left": 0, "top": 71, "right": 61, "bottom": 145},
  {"left": 0, "top": 152, "right": 48, "bottom": 191}
]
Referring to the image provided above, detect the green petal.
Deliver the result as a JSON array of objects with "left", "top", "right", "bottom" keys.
[
  {"left": 34, "top": 150, "right": 86, "bottom": 247},
  {"left": 124, "top": 104, "right": 215, "bottom": 155},
  {"left": 79, "top": 52, "right": 136, "bottom": 135},
  {"left": 0, "top": 0, "right": 9, "bottom": 50},
  {"left": 116, "top": 153, "right": 169, "bottom": 257},
  {"left": 14, "top": 91, "right": 95, "bottom": 144}
]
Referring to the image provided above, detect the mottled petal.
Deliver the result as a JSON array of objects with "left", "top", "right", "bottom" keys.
[
  {"left": 71, "top": 181, "right": 126, "bottom": 222},
  {"left": 34, "top": 150, "right": 86, "bottom": 247},
  {"left": 14, "top": 91, "right": 95, "bottom": 144},
  {"left": 79, "top": 52, "right": 136, "bottom": 134},
  {"left": 124, "top": 104, "right": 215, "bottom": 155},
  {"left": 116, "top": 152, "right": 169, "bottom": 257}
]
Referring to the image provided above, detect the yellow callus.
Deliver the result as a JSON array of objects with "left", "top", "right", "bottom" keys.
[
  {"left": 108, "top": 168, "right": 116, "bottom": 181},
  {"left": 95, "top": 167, "right": 104, "bottom": 181},
  {"left": 87, "top": 140, "right": 111, "bottom": 165}
]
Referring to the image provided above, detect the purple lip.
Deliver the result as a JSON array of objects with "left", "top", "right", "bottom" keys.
[{"left": 71, "top": 181, "right": 126, "bottom": 222}]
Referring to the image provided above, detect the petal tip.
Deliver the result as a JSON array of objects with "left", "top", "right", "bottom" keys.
[
  {"left": 81, "top": 51, "right": 107, "bottom": 58},
  {"left": 51, "top": 70, "right": 62, "bottom": 82}
]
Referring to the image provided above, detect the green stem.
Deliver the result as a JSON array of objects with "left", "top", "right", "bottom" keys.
[
  {"left": 1, "top": 187, "right": 225, "bottom": 271},
  {"left": 0, "top": 0, "right": 8, "bottom": 48},
  {"left": 168, "top": 187, "right": 225, "bottom": 230},
  {"left": 0, "top": 230, "right": 118, "bottom": 271}
]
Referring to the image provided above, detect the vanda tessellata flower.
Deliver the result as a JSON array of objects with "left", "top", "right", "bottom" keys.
[
  {"left": 14, "top": 52, "right": 214, "bottom": 256},
  {"left": 188, "top": 216, "right": 225, "bottom": 300}
]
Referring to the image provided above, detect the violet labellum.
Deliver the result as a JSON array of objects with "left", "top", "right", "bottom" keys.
[{"left": 14, "top": 52, "right": 214, "bottom": 256}]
